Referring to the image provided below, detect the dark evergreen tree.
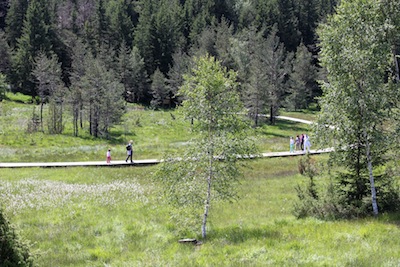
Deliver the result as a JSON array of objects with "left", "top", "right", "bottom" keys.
[
  {"left": 0, "top": 208, "right": 35, "bottom": 266},
  {"left": 296, "top": 0, "right": 320, "bottom": 46},
  {"left": 12, "top": 0, "right": 57, "bottom": 97},
  {"left": 214, "top": 18, "right": 236, "bottom": 69},
  {"left": 107, "top": 0, "right": 134, "bottom": 49},
  {"left": 150, "top": 68, "right": 168, "bottom": 109},
  {"left": 167, "top": 48, "right": 191, "bottom": 104},
  {"left": 134, "top": 0, "right": 156, "bottom": 75},
  {"left": 153, "top": 0, "right": 184, "bottom": 74},
  {"left": 232, "top": 25, "right": 267, "bottom": 126},
  {"left": 0, "top": 30, "right": 11, "bottom": 75},
  {"left": 276, "top": 0, "right": 301, "bottom": 52},
  {"left": 285, "top": 43, "right": 318, "bottom": 110},
  {"left": 5, "top": 0, "right": 28, "bottom": 48},
  {"left": 0, "top": 73, "right": 7, "bottom": 100},
  {"left": 0, "top": 0, "right": 9, "bottom": 30},
  {"left": 118, "top": 44, "right": 149, "bottom": 103}
]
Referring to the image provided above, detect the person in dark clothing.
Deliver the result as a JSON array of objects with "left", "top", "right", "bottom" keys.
[{"left": 125, "top": 140, "right": 133, "bottom": 163}]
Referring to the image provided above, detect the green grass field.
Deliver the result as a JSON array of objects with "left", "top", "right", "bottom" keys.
[
  {"left": 1, "top": 96, "right": 399, "bottom": 266},
  {"left": 1, "top": 158, "right": 400, "bottom": 266},
  {"left": 0, "top": 99, "right": 311, "bottom": 162}
]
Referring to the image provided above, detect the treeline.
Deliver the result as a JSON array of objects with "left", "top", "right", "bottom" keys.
[{"left": 0, "top": 0, "right": 338, "bottom": 137}]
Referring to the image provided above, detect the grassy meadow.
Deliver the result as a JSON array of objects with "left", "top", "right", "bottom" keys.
[
  {"left": 1, "top": 95, "right": 400, "bottom": 266},
  {"left": 0, "top": 95, "right": 312, "bottom": 162},
  {"left": 1, "top": 159, "right": 400, "bottom": 266}
]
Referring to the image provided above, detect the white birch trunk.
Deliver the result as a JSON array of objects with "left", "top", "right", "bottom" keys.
[
  {"left": 364, "top": 129, "right": 379, "bottom": 216},
  {"left": 202, "top": 145, "right": 213, "bottom": 239}
]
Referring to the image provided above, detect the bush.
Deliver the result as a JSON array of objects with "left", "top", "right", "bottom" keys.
[
  {"left": 0, "top": 208, "right": 36, "bottom": 266},
  {"left": 0, "top": 73, "right": 7, "bottom": 101},
  {"left": 293, "top": 168, "right": 400, "bottom": 220}
]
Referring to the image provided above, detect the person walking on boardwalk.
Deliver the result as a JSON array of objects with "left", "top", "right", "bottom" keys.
[
  {"left": 125, "top": 140, "right": 133, "bottom": 163},
  {"left": 304, "top": 134, "right": 311, "bottom": 153},
  {"left": 106, "top": 148, "right": 111, "bottom": 164},
  {"left": 295, "top": 135, "right": 300, "bottom": 151},
  {"left": 289, "top": 137, "right": 295, "bottom": 153}
]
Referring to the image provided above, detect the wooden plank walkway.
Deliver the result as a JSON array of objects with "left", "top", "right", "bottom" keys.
[
  {"left": 0, "top": 116, "right": 331, "bottom": 169},
  {"left": 0, "top": 149, "right": 333, "bottom": 168},
  {"left": 0, "top": 159, "right": 161, "bottom": 168}
]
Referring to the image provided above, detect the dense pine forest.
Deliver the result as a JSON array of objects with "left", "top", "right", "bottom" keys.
[{"left": 0, "top": 0, "right": 338, "bottom": 137}]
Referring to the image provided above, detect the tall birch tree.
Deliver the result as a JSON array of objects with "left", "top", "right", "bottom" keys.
[
  {"left": 154, "top": 55, "right": 257, "bottom": 239},
  {"left": 316, "top": 0, "right": 396, "bottom": 216}
]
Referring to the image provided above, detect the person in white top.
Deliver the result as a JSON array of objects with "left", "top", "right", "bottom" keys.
[
  {"left": 304, "top": 135, "right": 311, "bottom": 153},
  {"left": 106, "top": 149, "right": 111, "bottom": 164},
  {"left": 290, "top": 137, "right": 295, "bottom": 153}
]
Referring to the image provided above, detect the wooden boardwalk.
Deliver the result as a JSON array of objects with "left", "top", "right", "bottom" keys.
[
  {"left": 0, "top": 149, "right": 333, "bottom": 169},
  {"left": 0, "top": 116, "right": 330, "bottom": 169}
]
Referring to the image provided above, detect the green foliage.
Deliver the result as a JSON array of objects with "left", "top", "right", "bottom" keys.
[
  {"left": 3, "top": 0, "right": 338, "bottom": 107},
  {"left": 294, "top": 170, "right": 400, "bottom": 220},
  {"left": 285, "top": 43, "right": 318, "bottom": 111},
  {"left": 118, "top": 45, "right": 149, "bottom": 103},
  {"left": 5, "top": 0, "right": 29, "bottom": 48},
  {"left": 0, "top": 73, "right": 7, "bottom": 101},
  {"left": 12, "top": 0, "right": 58, "bottom": 96},
  {"left": 1, "top": 159, "right": 400, "bottom": 266},
  {"left": 33, "top": 52, "right": 65, "bottom": 134},
  {"left": 315, "top": 0, "right": 398, "bottom": 216},
  {"left": 81, "top": 56, "right": 125, "bottom": 138},
  {"left": 150, "top": 68, "right": 168, "bottom": 109},
  {"left": 155, "top": 55, "right": 257, "bottom": 238},
  {"left": 0, "top": 208, "right": 36, "bottom": 266},
  {"left": 0, "top": 30, "right": 11, "bottom": 75}
]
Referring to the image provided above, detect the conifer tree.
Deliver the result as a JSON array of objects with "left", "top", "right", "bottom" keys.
[
  {"left": 5, "top": 0, "right": 28, "bottom": 47},
  {"left": 33, "top": 52, "right": 65, "bottom": 134},
  {"left": 0, "top": 30, "right": 11, "bottom": 75},
  {"left": 150, "top": 68, "right": 168, "bottom": 109},
  {"left": 118, "top": 44, "right": 149, "bottom": 103},
  {"left": 12, "top": 0, "right": 57, "bottom": 97},
  {"left": 285, "top": 43, "right": 317, "bottom": 110}
]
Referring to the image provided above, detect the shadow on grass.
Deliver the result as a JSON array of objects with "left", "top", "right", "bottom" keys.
[
  {"left": 209, "top": 225, "right": 281, "bottom": 244},
  {"left": 379, "top": 212, "right": 400, "bottom": 226},
  {"left": 255, "top": 120, "right": 309, "bottom": 139},
  {"left": 61, "top": 130, "right": 137, "bottom": 145},
  {"left": 275, "top": 120, "right": 310, "bottom": 133}
]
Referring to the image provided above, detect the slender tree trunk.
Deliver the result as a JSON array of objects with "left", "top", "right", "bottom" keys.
[
  {"left": 254, "top": 106, "right": 259, "bottom": 127},
  {"left": 392, "top": 47, "right": 399, "bottom": 82},
  {"left": 364, "top": 128, "right": 379, "bottom": 216},
  {"left": 40, "top": 101, "right": 44, "bottom": 132},
  {"left": 269, "top": 105, "right": 274, "bottom": 124},
  {"left": 80, "top": 102, "right": 83, "bottom": 129},
  {"left": 202, "top": 121, "right": 213, "bottom": 239},
  {"left": 202, "top": 155, "right": 212, "bottom": 239}
]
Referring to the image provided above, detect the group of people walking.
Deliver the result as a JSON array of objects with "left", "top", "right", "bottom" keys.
[
  {"left": 290, "top": 134, "right": 311, "bottom": 153},
  {"left": 107, "top": 135, "right": 309, "bottom": 164},
  {"left": 106, "top": 140, "right": 134, "bottom": 164}
]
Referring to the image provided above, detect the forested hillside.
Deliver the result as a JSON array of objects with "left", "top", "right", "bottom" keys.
[{"left": 0, "top": 0, "right": 338, "bottom": 136}]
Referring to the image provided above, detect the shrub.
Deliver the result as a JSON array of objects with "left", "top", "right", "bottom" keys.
[
  {"left": 293, "top": 167, "right": 400, "bottom": 220},
  {"left": 0, "top": 73, "right": 7, "bottom": 101},
  {"left": 0, "top": 208, "right": 36, "bottom": 266}
]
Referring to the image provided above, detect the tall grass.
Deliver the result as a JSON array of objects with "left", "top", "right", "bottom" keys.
[
  {"left": 2, "top": 97, "right": 398, "bottom": 266},
  {"left": 1, "top": 157, "right": 399, "bottom": 266}
]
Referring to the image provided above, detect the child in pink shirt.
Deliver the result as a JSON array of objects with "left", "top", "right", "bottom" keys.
[{"left": 106, "top": 149, "right": 111, "bottom": 164}]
